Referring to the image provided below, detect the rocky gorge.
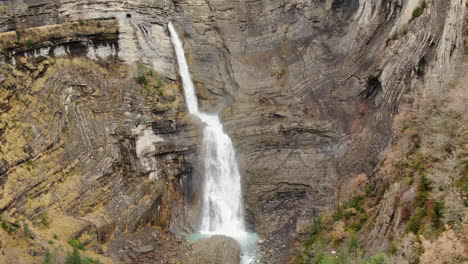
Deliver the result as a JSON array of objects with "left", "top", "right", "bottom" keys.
[{"left": 0, "top": 0, "right": 466, "bottom": 264}]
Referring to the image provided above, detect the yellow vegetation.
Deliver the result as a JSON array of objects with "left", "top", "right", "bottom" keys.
[{"left": 0, "top": 19, "right": 118, "bottom": 51}]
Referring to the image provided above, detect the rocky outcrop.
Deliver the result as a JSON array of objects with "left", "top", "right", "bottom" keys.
[
  {"left": 192, "top": 235, "right": 241, "bottom": 264},
  {"left": 0, "top": 48, "right": 197, "bottom": 263},
  {"left": 169, "top": 0, "right": 465, "bottom": 262},
  {"left": 0, "top": 0, "right": 465, "bottom": 263},
  {"left": 0, "top": 18, "right": 119, "bottom": 63}
]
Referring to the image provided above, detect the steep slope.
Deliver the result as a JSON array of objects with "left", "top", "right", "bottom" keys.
[
  {"left": 0, "top": 11, "right": 199, "bottom": 263},
  {"left": 170, "top": 0, "right": 465, "bottom": 262},
  {"left": 0, "top": 0, "right": 465, "bottom": 263},
  {"left": 292, "top": 60, "right": 467, "bottom": 264}
]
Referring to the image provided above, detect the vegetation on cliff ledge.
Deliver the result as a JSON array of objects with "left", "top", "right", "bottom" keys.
[
  {"left": 295, "top": 77, "right": 467, "bottom": 264},
  {"left": 0, "top": 19, "right": 118, "bottom": 52}
]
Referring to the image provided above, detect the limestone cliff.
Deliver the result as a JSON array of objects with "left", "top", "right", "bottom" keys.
[{"left": 0, "top": 0, "right": 465, "bottom": 264}]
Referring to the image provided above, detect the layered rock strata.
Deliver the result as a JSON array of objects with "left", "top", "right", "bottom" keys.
[{"left": 0, "top": 0, "right": 465, "bottom": 263}]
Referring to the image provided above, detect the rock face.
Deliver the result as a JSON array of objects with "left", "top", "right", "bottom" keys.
[
  {"left": 192, "top": 235, "right": 241, "bottom": 264},
  {"left": 0, "top": 9, "right": 198, "bottom": 260},
  {"left": 0, "top": 0, "right": 464, "bottom": 263},
  {"left": 169, "top": 0, "right": 465, "bottom": 262}
]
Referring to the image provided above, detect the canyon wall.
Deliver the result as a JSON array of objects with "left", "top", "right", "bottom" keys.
[{"left": 0, "top": 0, "right": 465, "bottom": 263}]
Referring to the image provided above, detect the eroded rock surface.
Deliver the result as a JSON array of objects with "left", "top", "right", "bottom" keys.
[
  {"left": 169, "top": 0, "right": 464, "bottom": 262},
  {"left": 192, "top": 235, "right": 241, "bottom": 264},
  {"left": 0, "top": 0, "right": 465, "bottom": 263}
]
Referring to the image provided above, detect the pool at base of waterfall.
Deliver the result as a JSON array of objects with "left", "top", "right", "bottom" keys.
[
  {"left": 185, "top": 231, "right": 261, "bottom": 264},
  {"left": 168, "top": 22, "right": 260, "bottom": 264}
]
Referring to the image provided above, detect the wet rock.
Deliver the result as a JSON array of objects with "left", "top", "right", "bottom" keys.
[{"left": 192, "top": 235, "right": 240, "bottom": 264}]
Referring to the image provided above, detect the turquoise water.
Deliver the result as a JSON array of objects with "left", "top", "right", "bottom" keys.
[
  {"left": 185, "top": 232, "right": 211, "bottom": 243},
  {"left": 169, "top": 22, "right": 260, "bottom": 264}
]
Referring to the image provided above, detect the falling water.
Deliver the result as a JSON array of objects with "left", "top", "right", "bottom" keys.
[{"left": 168, "top": 23, "right": 259, "bottom": 263}]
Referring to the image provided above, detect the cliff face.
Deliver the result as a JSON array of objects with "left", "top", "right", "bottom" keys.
[
  {"left": 0, "top": 0, "right": 465, "bottom": 263},
  {"left": 173, "top": 0, "right": 465, "bottom": 262},
  {"left": 0, "top": 2, "right": 199, "bottom": 262}
]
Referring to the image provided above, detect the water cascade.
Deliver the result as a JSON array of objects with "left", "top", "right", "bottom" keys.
[{"left": 168, "top": 22, "right": 259, "bottom": 263}]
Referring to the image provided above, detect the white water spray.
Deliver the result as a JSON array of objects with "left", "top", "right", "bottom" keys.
[{"left": 168, "top": 23, "right": 259, "bottom": 263}]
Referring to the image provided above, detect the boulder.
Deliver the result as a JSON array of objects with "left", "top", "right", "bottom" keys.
[
  {"left": 192, "top": 235, "right": 240, "bottom": 264},
  {"left": 133, "top": 245, "right": 154, "bottom": 253}
]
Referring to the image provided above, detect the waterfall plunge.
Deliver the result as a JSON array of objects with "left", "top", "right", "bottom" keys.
[{"left": 168, "top": 23, "right": 259, "bottom": 263}]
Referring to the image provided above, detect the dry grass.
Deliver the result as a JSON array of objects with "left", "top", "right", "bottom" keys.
[
  {"left": 420, "top": 228, "right": 466, "bottom": 264},
  {"left": 0, "top": 19, "right": 118, "bottom": 51}
]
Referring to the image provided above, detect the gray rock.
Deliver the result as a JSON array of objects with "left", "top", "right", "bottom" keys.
[
  {"left": 192, "top": 235, "right": 240, "bottom": 264},
  {"left": 28, "top": 248, "right": 36, "bottom": 256},
  {"left": 133, "top": 245, "right": 154, "bottom": 253},
  {"left": 0, "top": 0, "right": 464, "bottom": 263}
]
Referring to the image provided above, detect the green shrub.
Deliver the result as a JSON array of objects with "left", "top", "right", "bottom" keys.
[
  {"left": 65, "top": 248, "right": 81, "bottom": 264},
  {"left": 348, "top": 196, "right": 365, "bottom": 211},
  {"left": 414, "top": 191, "right": 427, "bottom": 208},
  {"left": 350, "top": 221, "right": 363, "bottom": 232},
  {"left": 26, "top": 39, "right": 34, "bottom": 46},
  {"left": 313, "top": 253, "right": 339, "bottom": 264},
  {"left": 365, "top": 183, "right": 374, "bottom": 196},
  {"left": 15, "top": 30, "right": 21, "bottom": 41},
  {"left": 343, "top": 210, "right": 354, "bottom": 220},
  {"left": 407, "top": 207, "right": 426, "bottom": 234},
  {"left": 40, "top": 212, "right": 49, "bottom": 229},
  {"left": 415, "top": 174, "right": 430, "bottom": 207},
  {"left": 411, "top": 0, "right": 427, "bottom": 21},
  {"left": 348, "top": 234, "right": 359, "bottom": 252},
  {"left": 23, "top": 223, "right": 32, "bottom": 237},
  {"left": 27, "top": 159, "right": 34, "bottom": 168},
  {"left": 44, "top": 249, "right": 53, "bottom": 264},
  {"left": 360, "top": 253, "right": 390, "bottom": 264},
  {"left": 96, "top": 21, "right": 102, "bottom": 28},
  {"left": 147, "top": 69, "right": 154, "bottom": 76},
  {"left": 455, "top": 167, "right": 467, "bottom": 193},
  {"left": 68, "top": 238, "right": 85, "bottom": 250},
  {"left": 297, "top": 254, "right": 309, "bottom": 264},
  {"left": 358, "top": 213, "right": 368, "bottom": 223},
  {"left": 431, "top": 201, "right": 444, "bottom": 230},
  {"left": 137, "top": 75, "right": 148, "bottom": 86},
  {"left": 1, "top": 218, "right": 16, "bottom": 233},
  {"left": 1, "top": 220, "right": 8, "bottom": 231},
  {"left": 304, "top": 216, "right": 323, "bottom": 247},
  {"left": 333, "top": 210, "right": 343, "bottom": 221}
]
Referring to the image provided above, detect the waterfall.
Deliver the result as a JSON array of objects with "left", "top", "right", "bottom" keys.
[{"left": 168, "top": 22, "right": 259, "bottom": 263}]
